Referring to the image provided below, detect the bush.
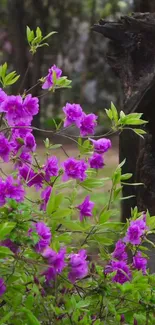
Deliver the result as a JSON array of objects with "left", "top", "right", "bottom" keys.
[{"left": 0, "top": 27, "right": 154, "bottom": 325}]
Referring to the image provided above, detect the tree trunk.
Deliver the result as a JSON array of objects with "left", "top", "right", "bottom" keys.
[{"left": 93, "top": 13, "right": 155, "bottom": 272}]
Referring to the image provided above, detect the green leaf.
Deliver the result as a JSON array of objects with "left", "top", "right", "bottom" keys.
[
  {"left": 1, "top": 62, "right": 7, "bottom": 79},
  {"left": 81, "top": 178, "right": 105, "bottom": 189},
  {"left": 0, "top": 311, "right": 14, "bottom": 324},
  {"left": 49, "top": 144, "right": 62, "bottom": 149},
  {"left": 36, "top": 27, "right": 42, "bottom": 40},
  {"left": 52, "top": 208, "right": 72, "bottom": 219},
  {"left": 26, "top": 26, "right": 34, "bottom": 43},
  {"left": 5, "top": 75, "right": 20, "bottom": 86},
  {"left": 111, "top": 102, "right": 118, "bottom": 123},
  {"left": 42, "top": 31, "right": 57, "bottom": 41},
  {"left": 93, "top": 235, "right": 114, "bottom": 245},
  {"left": 25, "top": 294, "right": 34, "bottom": 310},
  {"left": 99, "top": 210, "right": 112, "bottom": 224},
  {"left": 120, "top": 113, "right": 147, "bottom": 125},
  {"left": 62, "top": 220, "right": 91, "bottom": 232},
  {"left": 0, "top": 222, "right": 16, "bottom": 240},
  {"left": 46, "top": 189, "right": 56, "bottom": 214},
  {"left": 147, "top": 216, "right": 155, "bottom": 230},
  {"left": 21, "top": 308, "right": 40, "bottom": 325},
  {"left": 0, "top": 246, "right": 13, "bottom": 258},
  {"left": 105, "top": 108, "right": 113, "bottom": 120},
  {"left": 120, "top": 173, "right": 132, "bottom": 181}
]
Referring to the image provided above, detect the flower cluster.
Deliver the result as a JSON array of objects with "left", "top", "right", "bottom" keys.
[
  {"left": 68, "top": 249, "right": 88, "bottom": 283},
  {"left": 0, "top": 176, "right": 25, "bottom": 206},
  {"left": 27, "top": 221, "right": 89, "bottom": 285},
  {"left": 63, "top": 102, "right": 97, "bottom": 137},
  {"left": 105, "top": 214, "right": 148, "bottom": 284},
  {"left": 63, "top": 157, "right": 87, "bottom": 182}
]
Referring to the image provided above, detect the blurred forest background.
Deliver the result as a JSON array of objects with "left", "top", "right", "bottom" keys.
[{"left": 0, "top": 0, "right": 155, "bottom": 132}]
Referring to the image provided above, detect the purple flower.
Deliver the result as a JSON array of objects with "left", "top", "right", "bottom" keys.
[
  {"left": 15, "top": 152, "right": 32, "bottom": 168},
  {"left": 0, "top": 239, "right": 19, "bottom": 254},
  {"left": 10, "top": 124, "right": 32, "bottom": 154},
  {"left": 23, "top": 94, "right": 39, "bottom": 121},
  {"left": 19, "top": 164, "right": 44, "bottom": 190},
  {"left": 0, "top": 134, "right": 11, "bottom": 162},
  {"left": 42, "top": 247, "right": 66, "bottom": 283},
  {"left": 40, "top": 186, "right": 52, "bottom": 211},
  {"left": 68, "top": 249, "right": 88, "bottom": 283},
  {"left": 79, "top": 113, "right": 98, "bottom": 137},
  {"left": 89, "top": 138, "right": 111, "bottom": 154},
  {"left": 0, "top": 88, "right": 7, "bottom": 112},
  {"left": 120, "top": 315, "right": 125, "bottom": 323},
  {"left": 0, "top": 176, "right": 25, "bottom": 206},
  {"left": 32, "top": 222, "right": 51, "bottom": 253},
  {"left": 112, "top": 240, "right": 127, "bottom": 261},
  {"left": 77, "top": 196, "right": 94, "bottom": 221},
  {"left": 0, "top": 278, "right": 6, "bottom": 296},
  {"left": 111, "top": 260, "right": 131, "bottom": 284},
  {"left": 44, "top": 156, "right": 59, "bottom": 181},
  {"left": 133, "top": 251, "right": 147, "bottom": 274},
  {"left": 63, "top": 157, "right": 87, "bottom": 182},
  {"left": 23, "top": 133, "right": 36, "bottom": 152},
  {"left": 42, "top": 247, "right": 66, "bottom": 272},
  {"left": 42, "top": 65, "right": 62, "bottom": 89},
  {"left": 63, "top": 103, "right": 83, "bottom": 127},
  {"left": 89, "top": 153, "right": 104, "bottom": 169},
  {"left": 2, "top": 95, "right": 25, "bottom": 125},
  {"left": 43, "top": 267, "right": 56, "bottom": 282},
  {"left": 124, "top": 216, "right": 148, "bottom": 245}
]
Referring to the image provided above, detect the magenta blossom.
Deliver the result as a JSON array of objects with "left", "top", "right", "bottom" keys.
[
  {"left": 89, "top": 153, "right": 104, "bottom": 169},
  {"left": 124, "top": 216, "right": 148, "bottom": 245},
  {"left": 0, "top": 278, "right": 6, "bottom": 296},
  {"left": 15, "top": 152, "right": 32, "bottom": 168},
  {"left": 112, "top": 240, "right": 127, "bottom": 261},
  {"left": 44, "top": 156, "right": 59, "bottom": 181},
  {"left": 42, "top": 65, "right": 62, "bottom": 89},
  {"left": 111, "top": 260, "right": 131, "bottom": 284},
  {"left": 1, "top": 95, "right": 25, "bottom": 125},
  {"left": 63, "top": 157, "right": 87, "bottom": 182},
  {"left": 40, "top": 186, "right": 52, "bottom": 211},
  {"left": 19, "top": 164, "right": 44, "bottom": 190},
  {"left": 0, "top": 88, "right": 7, "bottom": 112},
  {"left": 77, "top": 196, "right": 94, "bottom": 221},
  {"left": 0, "top": 134, "right": 11, "bottom": 162},
  {"left": 79, "top": 113, "right": 98, "bottom": 137},
  {"left": 68, "top": 249, "right": 88, "bottom": 283},
  {"left": 24, "top": 133, "right": 36, "bottom": 152},
  {"left": 23, "top": 94, "right": 39, "bottom": 121},
  {"left": 133, "top": 251, "right": 147, "bottom": 274},
  {"left": 10, "top": 123, "right": 32, "bottom": 154},
  {"left": 0, "top": 176, "right": 25, "bottom": 206},
  {"left": 42, "top": 247, "right": 66, "bottom": 273},
  {"left": 89, "top": 138, "right": 111, "bottom": 154},
  {"left": 42, "top": 247, "right": 66, "bottom": 283},
  {"left": 63, "top": 103, "right": 83, "bottom": 127},
  {"left": 30, "top": 222, "right": 51, "bottom": 253}
]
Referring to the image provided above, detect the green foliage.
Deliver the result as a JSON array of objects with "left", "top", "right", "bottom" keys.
[
  {"left": 0, "top": 62, "right": 20, "bottom": 88},
  {"left": 26, "top": 26, "right": 57, "bottom": 54},
  {"left": 105, "top": 102, "right": 147, "bottom": 137}
]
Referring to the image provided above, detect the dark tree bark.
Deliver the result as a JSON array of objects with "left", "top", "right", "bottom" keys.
[
  {"left": 93, "top": 13, "right": 155, "bottom": 272},
  {"left": 134, "top": 0, "right": 155, "bottom": 12}
]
